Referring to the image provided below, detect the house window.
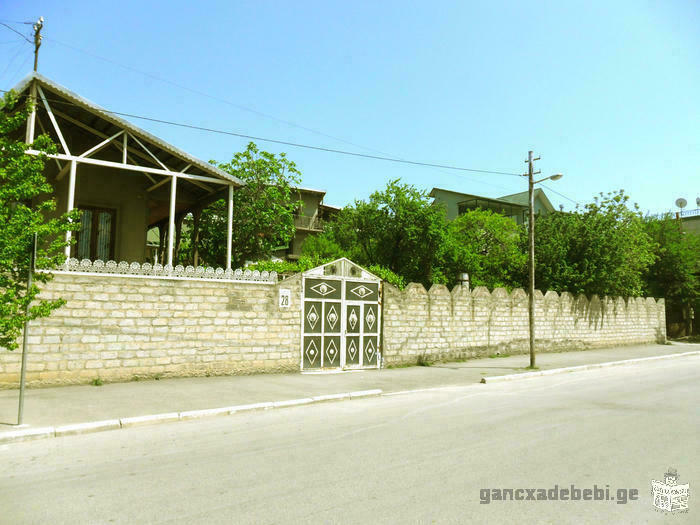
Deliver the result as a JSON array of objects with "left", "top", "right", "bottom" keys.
[{"left": 75, "top": 206, "right": 116, "bottom": 261}]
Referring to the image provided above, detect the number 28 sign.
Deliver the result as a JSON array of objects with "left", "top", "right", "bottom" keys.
[{"left": 279, "top": 289, "right": 291, "bottom": 308}]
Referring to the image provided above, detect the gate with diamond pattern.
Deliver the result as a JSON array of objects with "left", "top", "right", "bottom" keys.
[{"left": 301, "top": 259, "right": 381, "bottom": 371}]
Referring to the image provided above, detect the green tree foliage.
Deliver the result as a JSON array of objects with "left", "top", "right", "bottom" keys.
[
  {"left": 643, "top": 214, "right": 700, "bottom": 304},
  {"left": 247, "top": 255, "right": 406, "bottom": 289},
  {"left": 300, "top": 234, "right": 347, "bottom": 260},
  {"left": 183, "top": 143, "right": 301, "bottom": 268},
  {"left": 246, "top": 254, "right": 331, "bottom": 277},
  {"left": 534, "top": 190, "right": 655, "bottom": 297},
  {"left": 366, "top": 264, "right": 407, "bottom": 290},
  {"left": 310, "top": 180, "right": 447, "bottom": 286},
  {"left": 0, "top": 91, "right": 79, "bottom": 350},
  {"left": 442, "top": 209, "right": 527, "bottom": 289}
]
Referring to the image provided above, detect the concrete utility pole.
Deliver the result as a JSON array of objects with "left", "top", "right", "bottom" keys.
[
  {"left": 526, "top": 151, "right": 540, "bottom": 368},
  {"left": 32, "top": 16, "right": 44, "bottom": 72},
  {"left": 523, "top": 153, "right": 563, "bottom": 368}
]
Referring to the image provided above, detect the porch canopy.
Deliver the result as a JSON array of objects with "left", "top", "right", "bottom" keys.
[{"left": 12, "top": 72, "right": 244, "bottom": 269}]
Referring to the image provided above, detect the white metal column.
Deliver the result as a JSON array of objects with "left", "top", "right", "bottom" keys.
[
  {"left": 167, "top": 175, "right": 177, "bottom": 267},
  {"left": 226, "top": 184, "right": 233, "bottom": 270},
  {"left": 64, "top": 160, "right": 77, "bottom": 259}
]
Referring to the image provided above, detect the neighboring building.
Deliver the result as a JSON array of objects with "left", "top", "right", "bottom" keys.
[
  {"left": 275, "top": 187, "right": 340, "bottom": 260},
  {"left": 430, "top": 187, "right": 555, "bottom": 224},
  {"left": 679, "top": 208, "right": 700, "bottom": 237},
  {"left": 675, "top": 207, "right": 700, "bottom": 337},
  {"left": 12, "top": 72, "right": 244, "bottom": 270}
]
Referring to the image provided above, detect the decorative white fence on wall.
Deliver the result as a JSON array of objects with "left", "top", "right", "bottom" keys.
[{"left": 43, "top": 258, "right": 278, "bottom": 283}]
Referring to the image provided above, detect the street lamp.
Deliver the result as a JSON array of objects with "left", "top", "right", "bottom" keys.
[{"left": 524, "top": 151, "right": 563, "bottom": 368}]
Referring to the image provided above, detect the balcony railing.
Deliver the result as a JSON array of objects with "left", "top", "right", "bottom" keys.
[
  {"left": 294, "top": 214, "right": 324, "bottom": 231},
  {"left": 680, "top": 208, "right": 700, "bottom": 218}
]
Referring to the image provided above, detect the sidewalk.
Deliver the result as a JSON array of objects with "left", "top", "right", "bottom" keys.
[{"left": 1, "top": 342, "right": 698, "bottom": 433}]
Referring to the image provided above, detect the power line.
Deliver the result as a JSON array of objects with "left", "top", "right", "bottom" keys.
[
  {"left": 0, "top": 22, "right": 31, "bottom": 43},
  {"left": 37, "top": 35, "right": 534, "bottom": 187},
  {"left": 540, "top": 183, "right": 579, "bottom": 206},
  {"left": 2, "top": 29, "right": 576, "bottom": 197},
  {"left": 11, "top": 91, "right": 522, "bottom": 176},
  {"left": 0, "top": 43, "right": 30, "bottom": 83},
  {"left": 44, "top": 36, "right": 405, "bottom": 157}
]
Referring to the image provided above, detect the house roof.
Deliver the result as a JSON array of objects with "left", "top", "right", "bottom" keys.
[
  {"left": 430, "top": 187, "right": 527, "bottom": 209},
  {"left": 431, "top": 186, "right": 555, "bottom": 212},
  {"left": 499, "top": 188, "right": 556, "bottom": 212},
  {"left": 293, "top": 186, "right": 327, "bottom": 196},
  {"left": 12, "top": 72, "right": 243, "bottom": 186}
]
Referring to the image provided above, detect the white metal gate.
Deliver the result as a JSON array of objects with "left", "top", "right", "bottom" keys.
[{"left": 301, "top": 259, "right": 381, "bottom": 370}]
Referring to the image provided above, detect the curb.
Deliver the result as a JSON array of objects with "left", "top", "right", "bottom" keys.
[
  {"left": 480, "top": 351, "right": 700, "bottom": 384},
  {"left": 0, "top": 388, "right": 383, "bottom": 446}
]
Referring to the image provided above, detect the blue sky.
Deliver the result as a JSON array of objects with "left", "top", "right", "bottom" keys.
[{"left": 2, "top": 1, "right": 698, "bottom": 213}]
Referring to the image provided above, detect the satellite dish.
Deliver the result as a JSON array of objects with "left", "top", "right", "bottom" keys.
[{"left": 675, "top": 198, "right": 687, "bottom": 209}]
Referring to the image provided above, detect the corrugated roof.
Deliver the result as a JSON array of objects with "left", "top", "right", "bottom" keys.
[{"left": 12, "top": 72, "right": 243, "bottom": 186}]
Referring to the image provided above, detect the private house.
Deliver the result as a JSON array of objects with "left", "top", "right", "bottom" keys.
[
  {"left": 275, "top": 187, "right": 340, "bottom": 260},
  {"left": 0, "top": 73, "right": 668, "bottom": 386},
  {"left": 11, "top": 72, "right": 254, "bottom": 274},
  {"left": 430, "top": 187, "right": 556, "bottom": 224}
]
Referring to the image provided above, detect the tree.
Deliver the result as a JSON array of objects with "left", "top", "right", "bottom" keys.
[
  {"left": 534, "top": 190, "right": 655, "bottom": 297},
  {"left": 0, "top": 91, "right": 78, "bottom": 350},
  {"left": 300, "top": 234, "right": 348, "bottom": 261},
  {"left": 182, "top": 142, "right": 301, "bottom": 268},
  {"left": 644, "top": 214, "right": 700, "bottom": 333},
  {"left": 442, "top": 209, "right": 527, "bottom": 289},
  {"left": 306, "top": 180, "right": 447, "bottom": 286}
]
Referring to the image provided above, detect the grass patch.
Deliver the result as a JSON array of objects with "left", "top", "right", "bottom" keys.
[
  {"left": 91, "top": 377, "right": 103, "bottom": 386},
  {"left": 488, "top": 353, "right": 511, "bottom": 359},
  {"left": 386, "top": 363, "right": 414, "bottom": 369},
  {"left": 416, "top": 354, "right": 433, "bottom": 367},
  {"left": 524, "top": 365, "right": 540, "bottom": 370}
]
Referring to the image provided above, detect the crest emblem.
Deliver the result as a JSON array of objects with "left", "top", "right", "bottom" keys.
[
  {"left": 325, "top": 339, "right": 339, "bottom": 364},
  {"left": 350, "top": 284, "right": 373, "bottom": 298},
  {"left": 365, "top": 307, "right": 376, "bottom": 330},
  {"left": 348, "top": 308, "right": 358, "bottom": 330},
  {"left": 347, "top": 339, "right": 358, "bottom": 360},
  {"left": 309, "top": 282, "right": 336, "bottom": 297},
  {"left": 305, "top": 340, "right": 319, "bottom": 365},
  {"left": 364, "top": 338, "right": 376, "bottom": 362},
  {"left": 326, "top": 305, "right": 339, "bottom": 329},
  {"left": 306, "top": 305, "right": 319, "bottom": 330}
]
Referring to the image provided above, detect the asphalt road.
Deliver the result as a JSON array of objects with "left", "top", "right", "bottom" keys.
[{"left": 1, "top": 356, "right": 697, "bottom": 524}]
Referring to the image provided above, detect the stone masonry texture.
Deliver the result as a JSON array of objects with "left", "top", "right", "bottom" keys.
[
  {"left": 0, "top": 273, "right": 302, "bottom": 388},
  {"left": 0, "top": 275, "right": 666, "bottom": 387},
  {"left": 381, "top": 283, "right": 666, "bottom": 366}
]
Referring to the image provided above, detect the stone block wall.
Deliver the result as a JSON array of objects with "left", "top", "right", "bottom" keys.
[
  {"left": 382, "top": 283, "right": 666, "bottom": 365},
  {"left": 0, "top": 273, "right": 302, "bottom": 388},
  {"left": 0, "top": 273, "right": 667, "bottom": 387}
]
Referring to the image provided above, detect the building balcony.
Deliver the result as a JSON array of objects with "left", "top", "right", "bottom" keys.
[{"left": 294, "top": 214, "right": 324, "bottom": 231}]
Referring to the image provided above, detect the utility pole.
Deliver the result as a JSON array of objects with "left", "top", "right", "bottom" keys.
[
  {"left": 32, "top": 16, "right": 44, "bottom": 72},
  {"left": 25, "top": 17, "right": 43, "bottom": 145},
  {"left": 17, "top": 233, "right": 37, "bottom": 425},
  {"left": 526, "top": 151, "right": 540, "bottom": 369}
]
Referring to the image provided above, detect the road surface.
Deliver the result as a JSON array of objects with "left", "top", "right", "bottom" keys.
[{"left": 1, "top": 356, "right": 697, "bottom": 524}]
